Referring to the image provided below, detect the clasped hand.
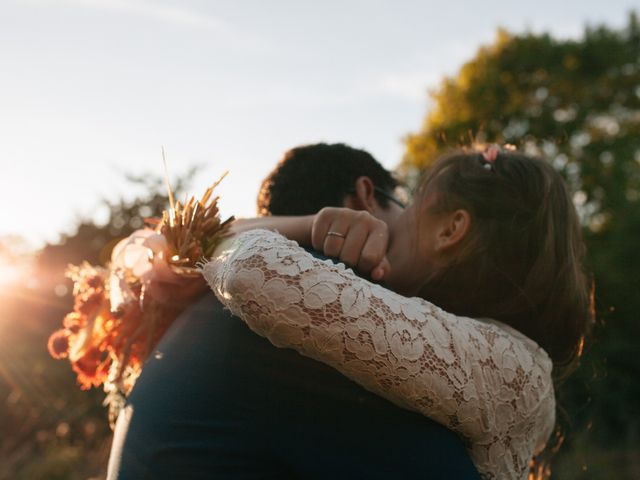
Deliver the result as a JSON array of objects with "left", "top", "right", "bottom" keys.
[{"left": 311, "top": 207, "right": 391, "bottom": 282}]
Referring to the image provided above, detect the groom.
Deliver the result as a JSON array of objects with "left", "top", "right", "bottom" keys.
[{"left": 107, "top": 143, "right": 479, "bottom": 479}]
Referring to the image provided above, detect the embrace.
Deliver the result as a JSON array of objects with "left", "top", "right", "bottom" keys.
[{"left": 106, "top": 143, "right": 592, "bottom": 479}]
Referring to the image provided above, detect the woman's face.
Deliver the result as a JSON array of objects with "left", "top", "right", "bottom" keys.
[{"left": 384, "top": 194, "right": 445, "bottom": 296}]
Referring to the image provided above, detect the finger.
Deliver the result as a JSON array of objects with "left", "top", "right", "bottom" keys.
[
  {"left": 150, "top": 256, "right": 179, "bottom": 282},
  {"left": 311, "top": 207, "right": 339, "bottom": 251},
  {"left": 371, "top": 257, "right": 391, "bottom": 282},
  {"left": 338, "top": 221, "right": 369, "bottom": 267},
  {"left": 317, "top": 210, "right": 354, "bottom": 258},
  {"left": 357, "top": 223, "right": 389, "bottom": 275},
  {"left": 323, "top": 221, "right": 350, "bottom": 258}
]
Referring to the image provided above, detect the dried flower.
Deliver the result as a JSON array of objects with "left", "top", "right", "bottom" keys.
[{"left": 48, "top": 175, "right": 233, "bottom": 418}]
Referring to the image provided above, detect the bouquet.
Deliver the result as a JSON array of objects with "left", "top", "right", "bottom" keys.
[{"left": 47, "top": 176, "right": 233, "bottom": 423}]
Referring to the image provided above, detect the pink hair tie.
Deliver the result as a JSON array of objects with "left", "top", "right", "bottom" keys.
[
  {"left": 483, "top": 145, "right": 500, "bottom": 163},
  {"left": 481, "top": 145, "right": 500, "bottom": 171}
]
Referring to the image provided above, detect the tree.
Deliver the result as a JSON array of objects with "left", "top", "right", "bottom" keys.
[
  {"left": 0, "top": 168, "right": 197, "bottom": 479},
  {"left": 402, "top": 12, "right": 640, "bottom": 478}
]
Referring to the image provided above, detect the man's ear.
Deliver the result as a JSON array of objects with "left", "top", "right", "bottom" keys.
[
  {"left": 434, "top": 209, "right": 471, "bottom": 252},
  {"left": 343, "top": 176, "right": 377, "bottom": 212}
]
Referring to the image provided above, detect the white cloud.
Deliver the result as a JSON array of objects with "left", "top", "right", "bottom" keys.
[
  {"left": 369, "top": 70, "right": 442, "bottom": 101},
  {"left": 82, "top": 0, "right": 225, "bottom": 29},
  {"left": 26, "top": 0, "right": 221, "bottom": 27},
  {"left": 21, "top": 0, "right": 267, "bottom": 49}
]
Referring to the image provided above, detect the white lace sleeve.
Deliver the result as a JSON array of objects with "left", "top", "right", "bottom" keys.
[{"left": 201, "top": 229, "right": 556, "bottom": 480}]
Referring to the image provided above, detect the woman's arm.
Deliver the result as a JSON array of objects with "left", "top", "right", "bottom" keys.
[
  {"left": 202, "top": 229, "right": 555, "bottom": 480},
  {"left": 229, "top": 208, "right": 391, "bottom": 280},
  {"left": 228, "top": 215, "right": 315, "bottom": 245}
]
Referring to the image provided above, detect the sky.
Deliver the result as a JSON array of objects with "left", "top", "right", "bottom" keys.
[{"left": 0, "top": 0, "right": 636, "bottom": 248}]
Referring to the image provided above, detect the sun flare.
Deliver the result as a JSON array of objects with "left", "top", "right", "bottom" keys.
[{"left": 0, "top": 258, "right": 26, "bottom": 287}]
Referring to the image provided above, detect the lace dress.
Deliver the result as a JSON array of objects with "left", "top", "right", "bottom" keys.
[{"left": 201, "top": 229, "right": 556, "bottom": 479}]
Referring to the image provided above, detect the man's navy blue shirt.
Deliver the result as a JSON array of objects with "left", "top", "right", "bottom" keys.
[{"left": 108, "top": 294, "right": 480, "bottom": 479}]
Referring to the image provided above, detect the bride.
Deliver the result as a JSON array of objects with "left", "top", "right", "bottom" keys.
[{"left": 201, "top": 148, "right": 592, "bottom": 479}]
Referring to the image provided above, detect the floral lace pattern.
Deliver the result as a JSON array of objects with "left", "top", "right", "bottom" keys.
[{"left": 202, "top": 230, "right": 556, "bottom": 479}]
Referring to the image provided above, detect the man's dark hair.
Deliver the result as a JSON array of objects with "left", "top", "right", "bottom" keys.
[{"left": 257, "top": 143, "right": 398, "bottom": 215}]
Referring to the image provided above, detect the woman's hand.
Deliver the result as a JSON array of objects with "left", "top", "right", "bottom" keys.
[
  {"left": 221, "top": 210, "right": 390, "bottom": 280},
  {"left": 311, "top": 207, "right": 391, "bottom": 281},
  {"left": 144, "top": 258, "right": 209, "bottom": 310}
]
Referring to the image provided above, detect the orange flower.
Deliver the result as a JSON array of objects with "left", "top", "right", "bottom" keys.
[
  {"left": 86, "top": 275, "right": 104, "bottom": 289},
  {"left": 75, "top": 289, "right": 105, "bottom": 315},
  {"left": 63, "top": 312, "right": 85, "bottom": 333},
  {"left": 47, "top": 329, "right": 70, "bottom": 359},
  {"left": 72, "top": 346, "right": 110, "bottom": 390}
]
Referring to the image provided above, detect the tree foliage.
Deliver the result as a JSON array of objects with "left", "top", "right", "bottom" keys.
[
  {"left": 0, "top": 169, "right": 196, "bottom": 479},
  {"left": 403, "top": 12, "right": 640, "bottom": 477}
]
